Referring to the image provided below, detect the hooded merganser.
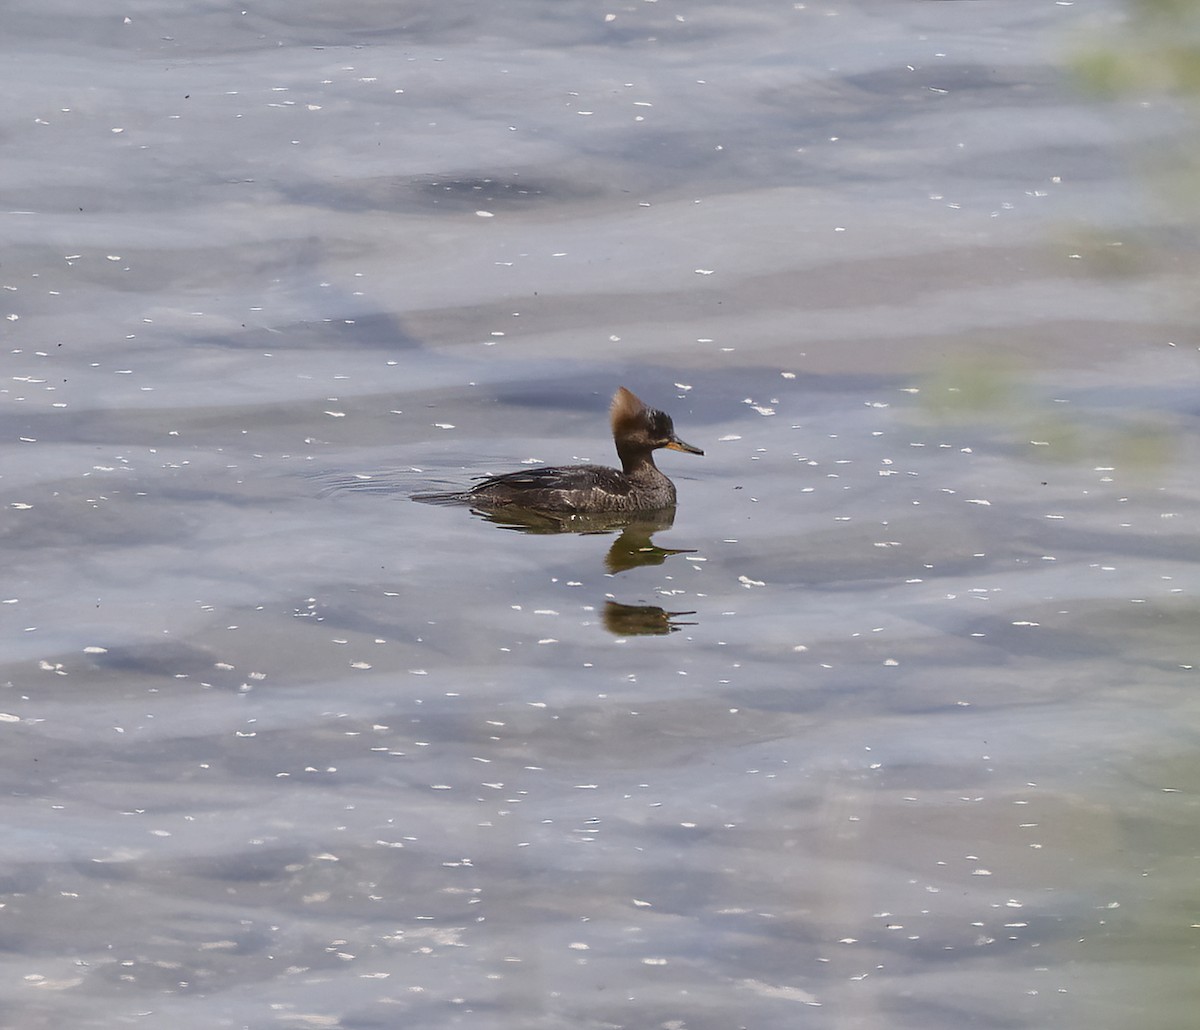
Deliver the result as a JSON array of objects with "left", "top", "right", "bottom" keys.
[{"left": 415, "top": 387, "right": 703, "bottom": 513}]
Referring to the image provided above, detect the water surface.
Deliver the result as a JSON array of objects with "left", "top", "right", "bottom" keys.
[{"left": 3, "top": 1, "right": 1199, "bottom": 1028}]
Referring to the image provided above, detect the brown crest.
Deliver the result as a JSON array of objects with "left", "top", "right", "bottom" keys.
[{"left": 610, "top": 386, "right": 648, "bottom": 434}]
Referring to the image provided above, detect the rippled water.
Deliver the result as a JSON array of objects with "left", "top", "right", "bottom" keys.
[{"left": 4, "top": 1, "right": 1199, "bottom": 1028}]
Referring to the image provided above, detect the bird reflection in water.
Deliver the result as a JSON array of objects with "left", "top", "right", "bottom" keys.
[
  {"left": 469, "top": 505, "right": 695, "bottom": 574},
  {"left": 603, "top": 601, "right": 696, "bottom": 636},
  {"left": 467, "top": 505, "right": 699, "bottom": 636}
]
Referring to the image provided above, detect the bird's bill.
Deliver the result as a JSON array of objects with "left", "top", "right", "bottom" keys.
[{"left": 665, "top": 436, "right": 704, "bottom": 456}]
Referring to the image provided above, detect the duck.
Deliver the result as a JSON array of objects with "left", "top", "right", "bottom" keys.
[{"left": 415, "top": 386, "right": 703, "bottom": 513}]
